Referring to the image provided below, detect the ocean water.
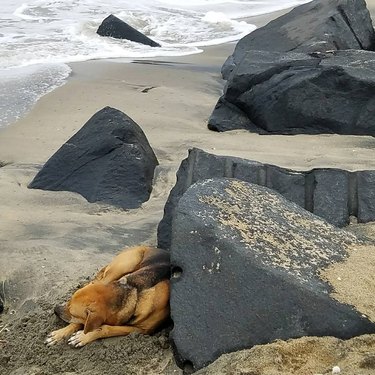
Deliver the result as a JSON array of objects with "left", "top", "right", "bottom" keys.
[{"left": 0, "top": 0, "right": 310, "bottom": 127}]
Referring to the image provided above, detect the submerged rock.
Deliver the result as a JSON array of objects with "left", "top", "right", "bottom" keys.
[
  {"left": 29, "top": 106, "right": 158, "bottom": 209},
  {"left": 97, "top": 14, "right": 161, "bottom": 47},
  {"left": 169, "top": 178, "right": 375, "bottom": 371}
]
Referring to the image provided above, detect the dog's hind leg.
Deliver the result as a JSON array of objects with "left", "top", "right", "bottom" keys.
[
  {"left": 45, "top": 323, "right": 82, "bottom": 346},
  {"left": 95, "top": 246, "right": 149, "bottom": 283}
]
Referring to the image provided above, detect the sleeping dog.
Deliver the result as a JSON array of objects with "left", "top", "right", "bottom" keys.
[{"left": 46, "top": 245, "right": 170, "bottom": 347}]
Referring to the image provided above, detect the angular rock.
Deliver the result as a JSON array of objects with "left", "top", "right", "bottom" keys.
[
  {"left": 29, "top": 106, "right": 158, "bottom": 209},
  {"left": 266, "top": 165, "right": 306, "bottom": 209},
  {"left": 357, "top": 171, "right": 375, "bottom": 223},
  {"left": 97, "top": 14, "right": 161, "bottom": 47},
  {"left": 157, "top": 148, "right": 375, "bottom": 250},
  {"left": 207, "top": 97, "right": 259, "bottom": 133},
  {"left": 222, "top": 0, "right": 375, "bottom": 79},
  {"left": 210, "top": 49, "right": 375, "bottom": 135},
  {"left": 313, "top": 169, "right": 350, "bottom": 227},
  {"left": 158, "top": 148, "right": 235, "bottom": 250},
  {"left": 170, "top": 178, "right": 375, "bottom": 371}
]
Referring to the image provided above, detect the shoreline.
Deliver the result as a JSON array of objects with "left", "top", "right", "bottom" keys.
[{"left": 0, "top": 5, "right": 290, "bottom": 133}]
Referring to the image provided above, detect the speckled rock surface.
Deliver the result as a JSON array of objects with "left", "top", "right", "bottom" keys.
[
  {"left": 157, "top": 149, "right": 375, "bottom": 250},
  {"left": 169, "top": 178, "right": 375, "bottom": 372}
]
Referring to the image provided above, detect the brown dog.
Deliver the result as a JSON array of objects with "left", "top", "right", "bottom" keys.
[{"left": 46, "top": 246, "right": 170, "bottom": 347}]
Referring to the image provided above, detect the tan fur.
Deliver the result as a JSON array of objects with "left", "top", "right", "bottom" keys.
[{"left": 46, "top": 246, "right": 170, "bottom": 347}]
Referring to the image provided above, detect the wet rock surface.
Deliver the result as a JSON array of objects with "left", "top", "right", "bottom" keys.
[{"left": 97, "top": 14, "right": 161, "bottom": 47}]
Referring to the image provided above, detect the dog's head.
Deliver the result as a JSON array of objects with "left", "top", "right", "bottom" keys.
[{"left": 54, "top": 283, "right": 119, "bottom": 334}]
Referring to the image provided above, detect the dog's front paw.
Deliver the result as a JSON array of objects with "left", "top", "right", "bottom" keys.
[
  {"left": 45, "top": 323, "right": 82, "bottom": 347},
  {"left": 45, "top": 328, "right": 67, "bottom": 346},
  {"left": 68, "top": 330, "right": 91, "bottom": 347}
]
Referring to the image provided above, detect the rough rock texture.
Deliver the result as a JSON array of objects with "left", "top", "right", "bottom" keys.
[
  {"left": 169, "top": 178, "right": 375, "bottom": 372},
  {"left": 209, "top": 49, "right": 375, "bottom": 135},
  {"left": 157, "top": 148, "right": 375, "bottom": 250},
  {"left": 211, "top": 0, "right": 375, "bottom": 135},
  {"left": 222, "top": 0, "right": 375, "bottom": 79},
  {"left": 29, "top": 107, "right": 158, "bottom": 209},
  {"left": 97, "top": 14, "right": 161, "bottom": 47}
]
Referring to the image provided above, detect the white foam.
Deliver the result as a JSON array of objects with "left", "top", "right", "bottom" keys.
[
  {"left": 0, "top": 0, "right": 312, "bottom": 127},
  {"left": 2, "top": 0, "right": 312, "bottom": 69}
]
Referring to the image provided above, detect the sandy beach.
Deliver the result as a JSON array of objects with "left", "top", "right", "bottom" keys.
[{"left": 1, "top": 2, "right": 375, "bottom": 374}]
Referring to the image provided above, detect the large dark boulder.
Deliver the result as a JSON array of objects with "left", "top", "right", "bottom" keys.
[
  {"left": 97, "top": 14, "right": 161, "bottom": 47},
  {"left": 29, "top": 107, "right": 158, "bottom": 209},
  {"left": 222, "top": 0, "right": 375, "bottom": 79},
  {"left": 157, "top": 148, "right": 375, "bottom": 250},
  {"left": 169, "top": 178, "right": 375, "bottom": 372},
  {"left": 209, "top": 49, "right": 375, "bottom": 135}
]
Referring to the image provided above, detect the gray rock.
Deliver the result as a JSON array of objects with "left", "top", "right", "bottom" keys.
[
  {"left": 357, "top": 171, "right": 375, "bottom": 223},
  {"left": 207, "top": 98, "right": 259, "bottom": 133},
  {"left": 157, "top": 148, "right": 375, "bottom": 250},
  {"left": 170, "top": 178, "right": 375, "bottom": 371},
  {"left": 267, "top": 165, "right": 306, "bottom": 208},
  {"left": 97, "top": 14, "right": 161, "bottom": 47},
  {"left": 313, "top": 169, "right": 350, "bottom": 227},
  {"left": 222, "top": 0, "right": 375, "bottom": 79},
  {"left": 210, "top": 50, "right": 375, "bottom": 135},
  {"left": 29, "top": 107, "right": 158, "bottom": 209}
]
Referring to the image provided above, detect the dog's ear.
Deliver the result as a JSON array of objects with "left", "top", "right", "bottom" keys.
[{"left": 84, "top": 309, "right": 104, "bottom": 334}]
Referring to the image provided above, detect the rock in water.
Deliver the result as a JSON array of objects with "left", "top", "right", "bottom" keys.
[
  {"left": 97, "top": 14, "right": 161, "bottom": 47},
  {"left": 29, "top": 106, "right": 158, "bottom": 209},
  {"left": 222, "top": 0, "right": 375, "bottom": 79},
  {"left": 169, "top": 178, "right": 375, "bottom": 371}
]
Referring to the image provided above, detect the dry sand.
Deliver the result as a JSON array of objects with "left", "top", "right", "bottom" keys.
[{"left": 1, "top": 2, "right": 375, "bottom": 375}]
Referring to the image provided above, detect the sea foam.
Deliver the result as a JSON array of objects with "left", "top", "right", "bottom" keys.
[{"left": 0, "top": 0, "right": 311, "bottom": 127}]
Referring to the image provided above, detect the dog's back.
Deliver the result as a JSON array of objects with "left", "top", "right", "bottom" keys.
[{"left": 94, "top": 246, "right": 169, "bottom": 284}]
